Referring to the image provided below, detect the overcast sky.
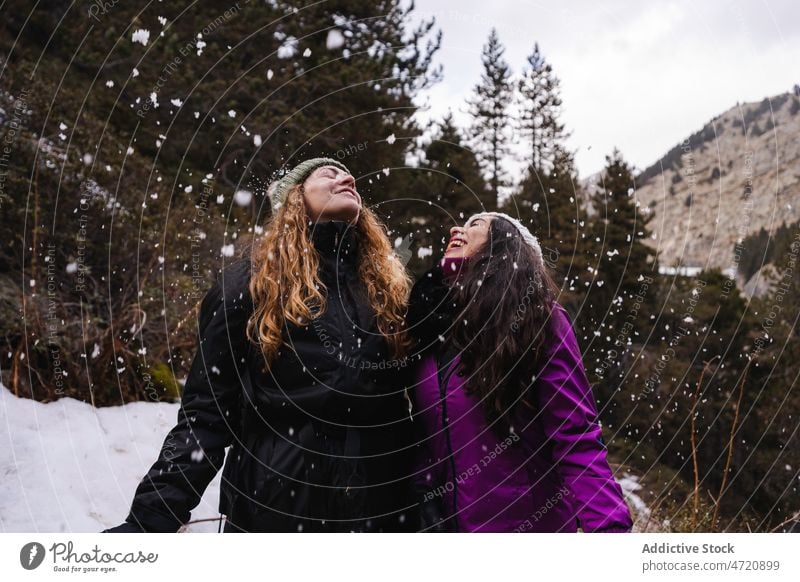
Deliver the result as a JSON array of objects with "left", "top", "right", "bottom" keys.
[{"left": 410, "top": 0, "right": 800, "bottom": 178}]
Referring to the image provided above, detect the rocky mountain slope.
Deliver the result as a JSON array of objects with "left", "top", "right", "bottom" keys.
[{"left": 631, "top": 91, "right": 800, "bottom": 279}]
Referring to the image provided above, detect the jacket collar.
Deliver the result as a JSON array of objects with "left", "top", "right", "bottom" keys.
[{"left": 309, "top": 220, "right": 359, "bottom": 267}]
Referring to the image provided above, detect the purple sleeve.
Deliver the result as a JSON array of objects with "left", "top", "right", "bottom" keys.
[{"left": 530, "top": 304, "right": 633, "bottom": 533}]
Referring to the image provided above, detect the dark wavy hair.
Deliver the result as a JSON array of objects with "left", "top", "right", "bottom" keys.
[{"left": 448, "top": 216, "right": 560, "bottom": 431}]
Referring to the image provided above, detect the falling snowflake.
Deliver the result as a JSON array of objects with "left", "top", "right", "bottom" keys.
[
  {"left": 234, "top": 190, "right": 252, "bottom": 206},
  {"left": 326, "top": 29, "right": 345, "bottom": 50},
  {"left": 277, "top": 36, "right": 299, "bottom": 59},
  {"left": 131, "top": 29, "right": 150, "bottom": 45}
]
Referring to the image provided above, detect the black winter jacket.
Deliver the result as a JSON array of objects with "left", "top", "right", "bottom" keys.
[{"left": 108, "top": 221, "right": 418, "bottom": 533}]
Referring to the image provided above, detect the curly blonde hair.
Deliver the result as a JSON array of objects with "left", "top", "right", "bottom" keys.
[{"left": 247, "top": 183, "right": 412, "bottom": 367}]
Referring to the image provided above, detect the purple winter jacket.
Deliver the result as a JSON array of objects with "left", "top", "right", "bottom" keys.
[{"left": 412, "top": 302, "right": 633, "bottom": 533}]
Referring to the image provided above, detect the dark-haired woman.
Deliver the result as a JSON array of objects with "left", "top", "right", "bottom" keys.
[
  {"left": 103, "top": 158, "right": 416, "bottom": 533},
  {"left": 408, "top": 212, "right": 632, "bottom": 532}
]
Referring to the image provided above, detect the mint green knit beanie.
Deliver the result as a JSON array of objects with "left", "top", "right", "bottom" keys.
[{"left": 268, "top": 157, "right": 351, "bottom": 209}]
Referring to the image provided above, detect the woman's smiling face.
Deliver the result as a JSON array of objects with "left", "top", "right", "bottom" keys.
[
  {"left": 444, "top": 214, "right": 493, "bottom": 258},
  {"left": 302, "top": 165, "right": 362, "bottom": 223}
]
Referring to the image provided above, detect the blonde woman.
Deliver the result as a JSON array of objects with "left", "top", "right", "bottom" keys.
[{"left": 103, "top": 158, "right": 415, "bottom": 532}]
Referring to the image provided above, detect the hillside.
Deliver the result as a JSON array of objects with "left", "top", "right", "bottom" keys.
[{"left": 604, "top": 91, "right": 800, "bottom": 279}]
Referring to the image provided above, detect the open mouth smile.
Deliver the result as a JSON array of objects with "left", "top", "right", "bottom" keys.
[{"left": 446, "top": 237, "right": 467, "bottom": 251}]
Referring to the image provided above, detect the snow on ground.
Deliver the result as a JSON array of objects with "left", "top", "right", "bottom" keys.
[
  {"left": 1, "top": 381, "right": 654, "bottom": 533},
  {"left": 617, "top": 472, "right": 657, "bottom": 532},
  {"left": 0, "top": 383, "right": 223, "bottom": 533}
]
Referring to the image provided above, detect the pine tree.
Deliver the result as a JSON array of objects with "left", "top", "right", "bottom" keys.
[
  {"left": 0, "top": 0, "right": 442, "bottom": 404},
  {"left": 580, "top": 149, "right": 658, "bottom": 415},
  {"left": 505, "top": 146, "right": 591, "bottom": 312},
  {"left": 586, "top": 149, "right": 657, "bottom": 322},
  {"left": 502, "top": 43, "right": 591, "bottom": 311},
  {"left": 466, "top": 28, "right": 513, "bottom": 210},
  {"left": 423, "top": 112, "right": 492, "bottom": 218},
  {"left": 264, "top": 0, "right": 443, "bottom": 208},
  {"left": 393, "top": 112, "right": 492, "bottom": 276},
  {"left": 517, "top": 43, "right": 567, "bottom": 172}
]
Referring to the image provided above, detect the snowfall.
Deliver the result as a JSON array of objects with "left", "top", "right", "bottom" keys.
[
  {"left": 0, "top": 381, "right": 649, "bottom": 533},
  {"left": 0, "top": 382, "right": 222, "bottom": 533}
]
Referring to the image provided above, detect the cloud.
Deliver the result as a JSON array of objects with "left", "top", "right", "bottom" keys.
[{"left": 412, "top": 0, "right": 800, "bottom": 176}]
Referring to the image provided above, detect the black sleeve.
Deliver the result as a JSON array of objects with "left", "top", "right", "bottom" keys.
[
  {"left": 123, "top": 260, "right": 253, "bottom": 532},
  {"left": 406, "top": 264, "right": 456, "bottom": 352},
  {"left": 101, "top": 521, "right": 144, "bottom": 533}
]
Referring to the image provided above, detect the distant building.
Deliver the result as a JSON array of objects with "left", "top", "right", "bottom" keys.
[
  {"left": 659, "top": 265, "right": 703, "bottom": 277},
  {"left": 657, "top": 265, "right": 736, "bottom": 278}
]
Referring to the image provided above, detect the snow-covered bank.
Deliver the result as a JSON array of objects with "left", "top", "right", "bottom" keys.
[
  {"left": 0, "top": 383, "right": 222, "bottom": 533},
  {"left": 617, "top": 473, "right": 656, "bottom": 532}
]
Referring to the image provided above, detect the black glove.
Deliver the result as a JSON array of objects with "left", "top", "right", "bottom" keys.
[{"left": 101, "top": 520, "right": 146, "bottom": 533}]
